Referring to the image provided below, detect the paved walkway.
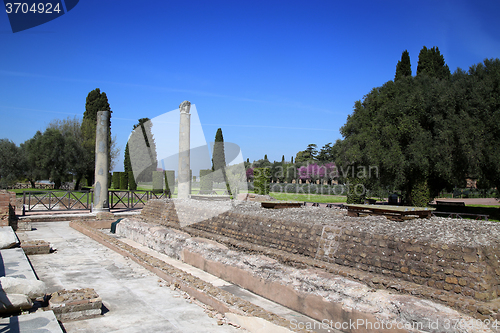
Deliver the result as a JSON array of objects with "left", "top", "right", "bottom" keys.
[{"left": 17, "top": 222, "right": 243, "bottom": 333}]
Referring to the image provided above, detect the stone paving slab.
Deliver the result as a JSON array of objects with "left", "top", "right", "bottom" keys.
[
  {"left": 17, "top": 222, "right": 243, "bottom": 333},
  {"left": 0, "top": 248, "right": 37, "bottom": 280},
  {"left": 117, "top": 236, "right": 339, "bottom": 333},
  {"left": 0, "top": 310, "right": 63, "bottom": 333},
  {"left": 0, "top": 226, "right": 20, "bottom": 248}
]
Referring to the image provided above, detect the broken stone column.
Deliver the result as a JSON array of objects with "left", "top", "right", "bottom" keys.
[
  {"left": 93, "top": 111, "right": 110, "bottom": 212},
  {"left": 178, "top": 101, "right": 191, "bottom": 199}
]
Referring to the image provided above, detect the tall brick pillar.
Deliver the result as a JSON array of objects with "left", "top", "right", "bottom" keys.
[{"left": 0, "top": 190, "right": 16, "bottom": 227}]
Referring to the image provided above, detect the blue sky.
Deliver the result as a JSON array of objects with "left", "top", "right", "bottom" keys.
[{"left": 1, "top": 0, "right": 499, "bottom": 171}]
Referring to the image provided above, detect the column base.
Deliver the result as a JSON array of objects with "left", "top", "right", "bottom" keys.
[{"left": 92, "top": 207, "right": 110, "bottom": 213}]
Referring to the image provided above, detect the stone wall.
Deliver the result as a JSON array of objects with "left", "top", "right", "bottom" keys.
[
  {"left": 114, "top": 219, "right": 499, "bottom": 331},
  {"left": 318, "top": 227, "right": 500, "bottom": 302},
  {"left": 142, "top": 200, "right": 323, "bottom": 257},
  {"left": 141, "top": 199, "right": 500, "bottom": 302},
  {"left": 193, "top": 211, "right": 323, "bottom": 258}
]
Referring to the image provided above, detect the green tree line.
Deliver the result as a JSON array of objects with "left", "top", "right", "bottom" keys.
[
  {"left": 334, "top": 47, "right": 500, "bottom": 205},
  {"left": 0, "top": 88, "right": 119, "bottom": 189}
]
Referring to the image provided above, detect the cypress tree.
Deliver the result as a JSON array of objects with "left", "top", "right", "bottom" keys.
[
  {"left": 212, "top": 128, "right": 231, "bottom": 195},
  {"left": 124, "top": 143, "right": 131, "bottom": 174},
  {"left": 430, "top": 47, "right": 451, "bottom": 80},
  {"left": 417, "top": 46, "right": 450, "bottom": 80},
  {"left": 395, "top": 50, "right": 412, "bottom": 80},
  {"left": 127, "top": 118, "right": 157, "bottom": 183},
  {"left": 417, "top": 46, "right": 432, "bottom": 77},
  {"left": 212, "top": 128, "right": 226, "bottom": 182},
  {"left": 81, "top": 88, "right": 112, "bottom": 186},
  {"left": 253, "top": 167, "right": 271, "bottom": 195},
  {"left": 128, "top": 171, "right": 137, "bottom": 191}
]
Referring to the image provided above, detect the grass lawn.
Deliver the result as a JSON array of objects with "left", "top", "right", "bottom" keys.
[{"left": 466, "top": 204, "right": 500, "bottom": 208}]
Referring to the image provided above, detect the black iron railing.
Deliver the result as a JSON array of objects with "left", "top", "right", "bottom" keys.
[{"left": 23, "top": 189, "right": 171, "bottom": 214}]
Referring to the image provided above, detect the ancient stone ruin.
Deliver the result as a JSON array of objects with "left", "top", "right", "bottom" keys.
[{"left": 110, "top": 198, "right": 500, "bottom": 332}]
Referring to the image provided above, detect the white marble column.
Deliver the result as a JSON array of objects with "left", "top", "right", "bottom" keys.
[
  {"left": 178, "top": 101, "right": 191, "bottom": 199},
  {"left": 93, "top": 111, "right": 110, "bottom": 212}
]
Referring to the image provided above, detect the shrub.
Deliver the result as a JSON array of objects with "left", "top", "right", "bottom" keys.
[
  {"left": 152, "top": 171, "right": 163, "bottom": 193},
  {"left": 253, "top": 167, "right": 270, "bottom": 195},
  {"left": 120, "top": 172, "right": 128, "bottom": 190},
  {"left": 409, "top": 179, "right": 430, "bottom": 207},
  {"left": 346, "top": 177, "right": 366, "bottom": 204},
  {"left": 164, "top": 170, "right": 175, "bottom": 195},
  {"left": 199, "top": 169, "right": 213, "bottom": 192},
  {"left": 112, "top": 172, "right": 121, "bottom": 189}
]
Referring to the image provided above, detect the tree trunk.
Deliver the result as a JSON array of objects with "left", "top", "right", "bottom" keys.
[
  {"left": 86, "top": 172, "right": 94, "bottom": 186},
  {"left": 74, "top": 175, "right": 83, "bottom": 190}
]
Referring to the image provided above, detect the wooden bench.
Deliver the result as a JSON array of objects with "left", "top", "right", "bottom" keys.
[
  {"left": 432, "top": 211, "right": 489, "bottom": 220},
  {"left": 435, "top": 201, "right": 465, "bottom": 206},
  {"left": 262, "top": 201, "right": 302, "bottom": 209},
  {"left": 197, "top": 190, "right": 217, "bottom": 195},
  {"left": 345, "top": 204, "right": 435, "bottom": 222},
  {"left": 191, "top": 194, "right": 231, "bottom": 201}
]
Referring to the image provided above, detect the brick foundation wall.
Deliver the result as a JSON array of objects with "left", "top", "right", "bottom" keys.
[
  {"left": 0, "top": 190, "right": 16, "bottom": 226},
  {"left": 193, "top": 211, "right": 324, "bottom": 258},
  {"left": 143, "top": 200, "right": 323, "bottom": 257},
  {"left": 140, "top": 199, "right": 180, "bottom": 229},
  {"left": 141, "top": 199, "right": 500, "bottom": 302},
  {"left": 318, "top": 227, "right": 500, "bottom": 302}
]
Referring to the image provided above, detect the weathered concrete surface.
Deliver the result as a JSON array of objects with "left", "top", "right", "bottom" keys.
[
  {"left": 115, "top": 234, "right": 336, "bottom": 333},
  {"left": 225, "top": 313, "right": 293, "bottom": 333},
  {"left": 18, "top": 210, "right": 141, "bottom": 223},
  {"left": 0, "top": 248, "right": 37, "bottom": 280},
  {"left": 117, "top": 219, "right": 497, "bottom": 333},
  {"left": 18, "top": 221, "right": 244, "bottom": 332},
  {"left": 0, "top": 310, "right": 63, "bottom": 333},
  {"left": 71, "top": 220, "right": 308, "bottom": 333}
]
